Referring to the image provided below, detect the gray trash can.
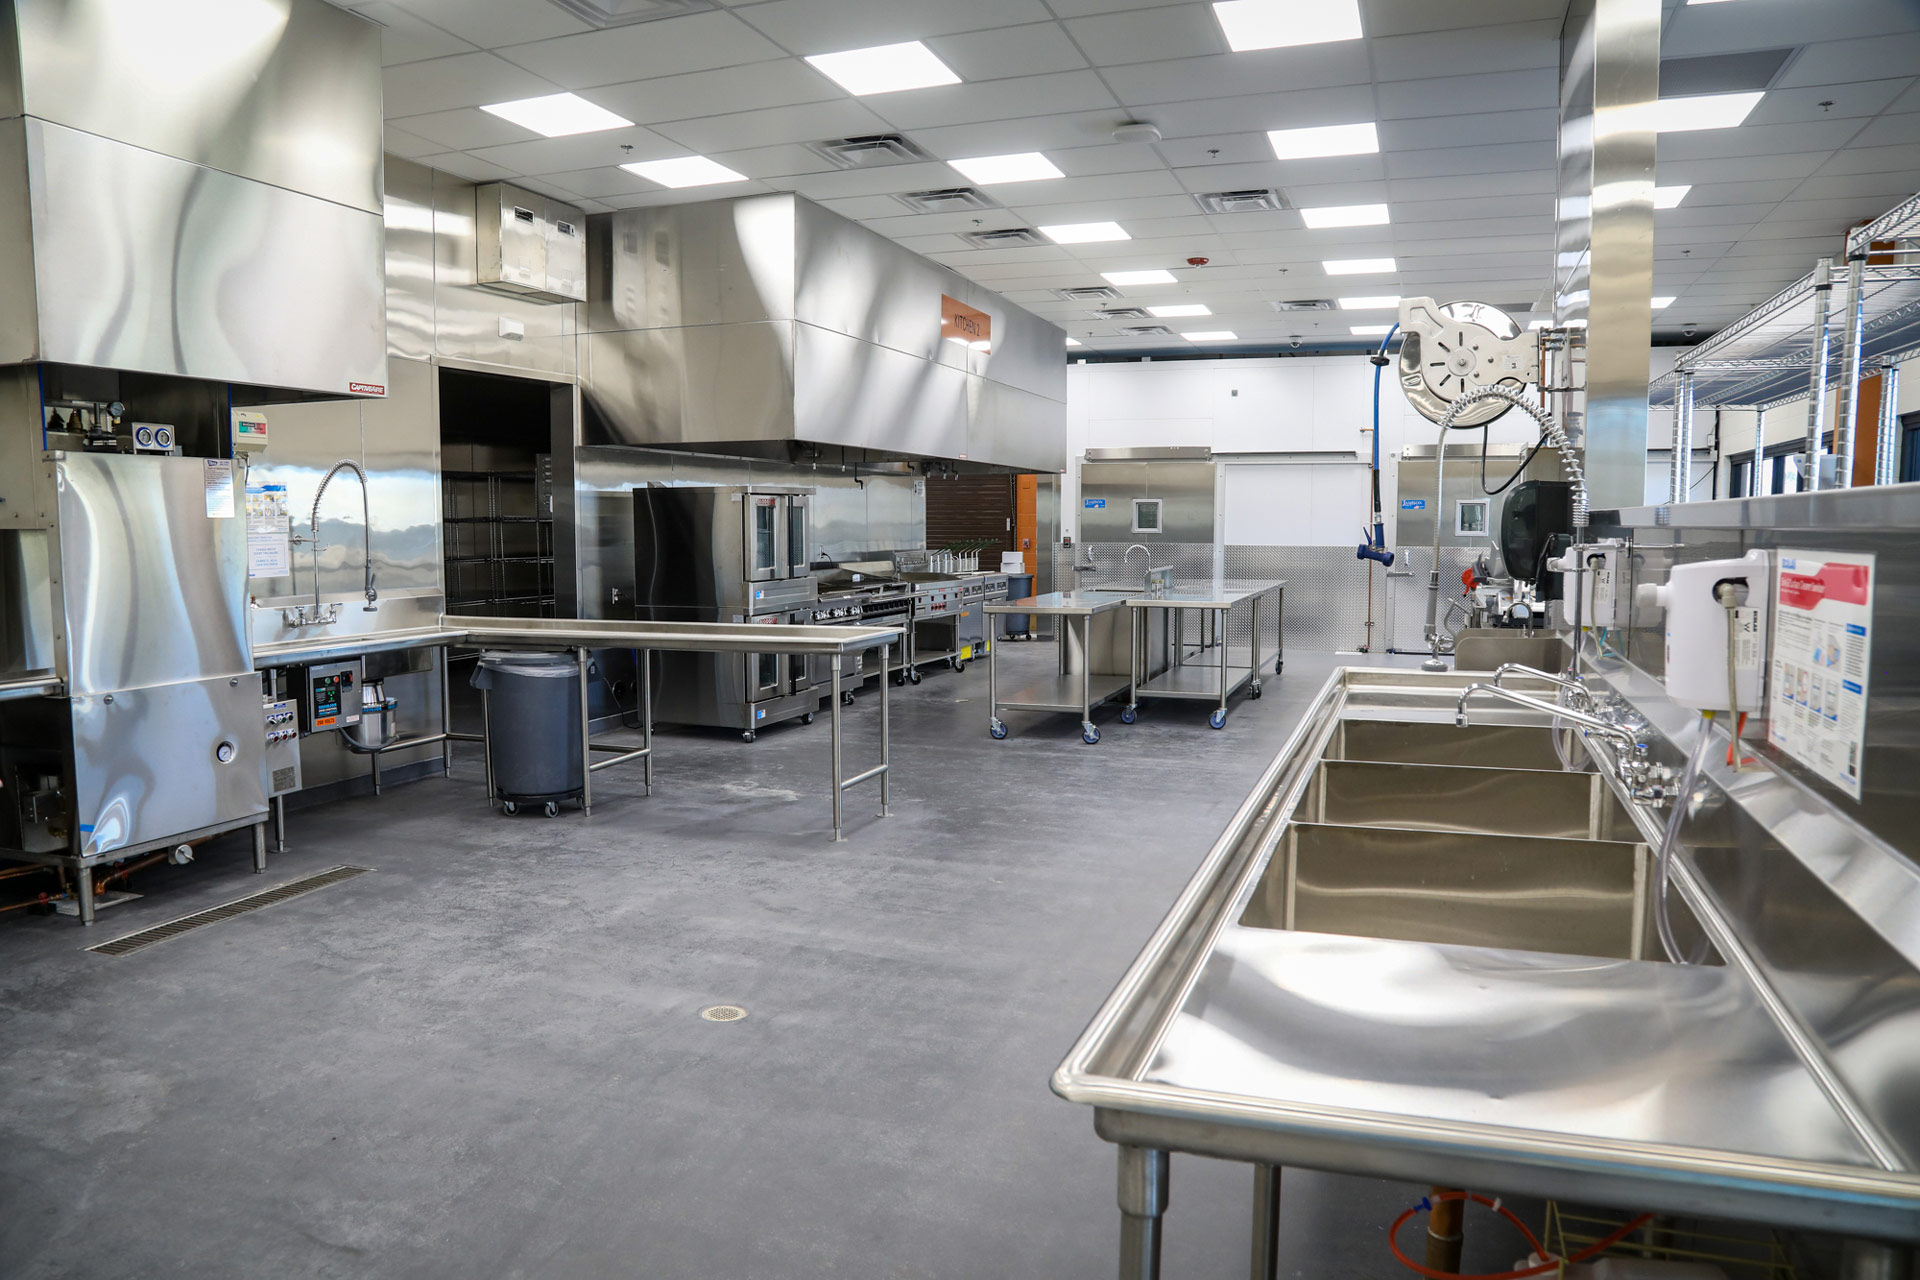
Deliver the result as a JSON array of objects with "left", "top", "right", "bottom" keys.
[
  {"left": 470, "top": 651, "right": 583, "bottom": 815},
  {"left": 1000, "top": 573, "right": 1035, "bottom": 639}
]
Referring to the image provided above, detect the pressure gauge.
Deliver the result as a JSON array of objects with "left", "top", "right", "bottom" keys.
[
  {"left": 215, "top": 741, "right": 237, "bottom": 764},
  {"left": 133, "top": 425, "right": 154, "bottom": 449}
]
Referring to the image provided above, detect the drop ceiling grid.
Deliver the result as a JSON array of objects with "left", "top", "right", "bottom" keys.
[{"left": 335, "top": 0, "right": 1920, "bottom": 350}]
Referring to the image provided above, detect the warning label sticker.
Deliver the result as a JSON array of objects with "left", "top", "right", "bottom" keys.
[{"left": 1768, "top": 549, "right": 1875, "bottom": 800}]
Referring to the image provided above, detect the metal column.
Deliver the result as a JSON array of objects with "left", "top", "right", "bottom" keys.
[
  {"left": 1752, "top": 407, "right": 1769, "bottom": 497},
  {"left": 878, "top": 641, "right": 891, "bottom": 817},
  {"left": 1250, "top": 1164, "right": 1281, "bottom": 1280},
  {"left": 1117, "top": 1146, "right": 1170, "bottom": 1280},
  {"left": 1670, "top": 373, "right": 1695, "bottom": 504},
  {"left": 1804, "top": 257, "right": 1837, "bottom": 491},
  {"left": 251, "top": 821, "right": 267, "bottom": 873},
  {"left": 576, "top": 647, "right": 592, "bottom": 816},
  {"left": 1835, "top": 254, "right": 1868, "bottom": 488},
  {"left": 1875, "top": 365, "right": 1902, "bottom": 486},
  {"left": 830, "top": 652, "right": 843, "bottom": 842},
  {"left": 641, "top": 648, "right": 653, "bottom": 795}
]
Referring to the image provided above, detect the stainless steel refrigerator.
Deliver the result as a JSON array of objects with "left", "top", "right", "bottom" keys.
[{"left": 631, "top": 486, "right": 821, "bottom": 740}]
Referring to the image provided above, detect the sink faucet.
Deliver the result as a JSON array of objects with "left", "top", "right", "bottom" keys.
[
  {"left": 1455, "top": 682, "right": 1637, "bottom": 751},
  {"left": 1124, "top": 543, "right": 1152, "bottom": 587},
  {"left": 285, "top": 459, "right": 378, "bottom": 627},
  {"left": 1491, "top": 663, "right": 1585, "bottom": 694}
]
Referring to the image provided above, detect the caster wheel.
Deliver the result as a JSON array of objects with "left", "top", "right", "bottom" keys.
[
  {"left": 1209, "top": 709, "right": 1228, "bottom": 730},
  {"left": 841, "top": 691, "right": 856, "bottom": 706},
  {"left": 1250, "top": 681, "right": 1263, "bottom": 699},
  {"left": 1120, "top": 705, "right": 1138, "bottom": 725},
  {"left": 1082, "top": 724, "right": 1101, "bottom": 745},
  {"left": 1275, "top": 660, "right": 1284, "bottom": 674},
  {"left": 501, "top": 800, "right": 519, "bottom": 815},
  {"left": 742, "top": 730, "right": 757, "bottom": 743},
  {"left": 907, "top": 668, "right": 922, "bottom": 685},
  {"left": 954, "top": 660, "right": 966, "bottom": 674},
  {"left": 894, "top": 674, "right": 906, "bottom": 687},
  {"left": 989, "top": 719, "right": 1008, "bottom": 740},
  {"left": 802, "top": 712, "right": 815, "bottom": 725},
  {"left": 947, "top": 655, "right": 960, "bottom": 671},
  {"left": 543, "top": 801, "right": 560, "bottom": 818}
]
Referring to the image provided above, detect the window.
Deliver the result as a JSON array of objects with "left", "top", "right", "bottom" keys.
[
  {"left": 1130, "top": 498, "right": 1162, "bottom": 534},
  {"left": 1455, "top": 498, "right": 1488, "bottom": 536},
  {"left": 1729, "top": 456, "right": 1753, "bottom": 498},
  {"left": 1901, "top": 413, "right": 1920, "bottom": 484}
]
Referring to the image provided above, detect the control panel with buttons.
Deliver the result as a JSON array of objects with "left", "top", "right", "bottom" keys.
[{"left": 262, "top": 698, "right": 302, "bottom": 798}]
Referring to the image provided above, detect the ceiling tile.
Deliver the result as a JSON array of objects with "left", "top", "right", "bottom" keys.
[
  {"left": 1815, "top": 142, "right": 1920, "bottom": 176},
  {"left": 1379, "top": 109, "right": 1557, "bottom": 152},
  {"left": 532, "top": 165, "right": 662, "bottom": 198},
  {"left": 1654, "top": 119, "right": 1868, "bottom": 162},
  {"left": 817, "top": 193, "right": 917, "bottom": 220},
  {"left": 1385, "top": 140, "right": 1553, "bottom": 179},
  {"left": 782, "top": 161, "right": 966, "bottom": 200},
  {"left": 379, "top": 123, "right": 444, "bottom": 159},
  {"left": 357, "top": 1, "right": 475, "bottom": 65},
  {"left": 391, "top": 107, "right": 536, "bottom": 151},
  {"left": 1370, "top": 19, "right": 1559, "bottom": 83},
  {"left": 1777, "top": 32, "right": 1920, "bottom": 88},
  {"left": 868, "top": 71, "right": 1119, "bottom": 131},
  {"left": 1659, "top": 152, "right": 1827, "bottom": 184},
  {"left": 1050, "top": 144, "right": 1173, "bottom": 177},
  {"left": 1375, "top": 68, "right": 1557, "bottom": 119},
  {"left": 1843, "top": 111, "right": 1920, "bottom": 151},
  {"left": 586, "top": 60, "right": 843, "bottom": 124},
  {"left": 733, "top": 0, "right": 1057, "bottom": 55},
  {"left": 652, "top": 98, "right": 896, "bottom": 154},
  {"left": 1004, "top": 193, "right": 1203, "bottom": 223},
  {"left": 1102, "top": 46, "right": 1374, "bottom": 108},
  {"left": 911, "top": 110, "right": 1131, "bottom": 158},
  {"left": 497, "top": 12, "right": 788, "bottom": 89},
  {"left": 383, "top": 0, "right": 587, "bottom": 46},
  {"left": 1360, "top": 0, "right": 1562, "bottom": 39},
  {"left": 1062, "top": 7, "right": 1225, "bottom": 66},
  {"left": 467, "top": 126, "right": 686, "bottom": 175},
  {"left": 923, "top": 23, "right": 1090, "bottom": 81},
  {"left": 707, "top": 143, "right": 839, "bottom": 179},
  {"left": 1745, "top": 79, "right": 1915, "bottom": 126},
  {"left": 381, "top": 52, "right": 557, "bottom": 117},
  {"left": 1147, "top": 85, "right": 1382, "bottom": 139},
  {"left": 417, "top": 149, "right": 520, "bottom": 183},
  {"left": 598, "top": 182, "right": 779, "bottom": 210}
]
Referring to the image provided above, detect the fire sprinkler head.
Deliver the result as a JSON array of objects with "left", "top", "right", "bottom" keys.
[{"left": 1187, "top": 256, "right": 1209, "bottom": 267}]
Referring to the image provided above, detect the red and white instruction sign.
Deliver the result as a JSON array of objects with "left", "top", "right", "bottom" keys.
[{"left": 1768, "top": 549, "right": 1875, "bottom": 800}]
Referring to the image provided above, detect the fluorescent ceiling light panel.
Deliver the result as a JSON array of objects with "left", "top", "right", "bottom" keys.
[
  {"left": 1267, "top": 122, "right": 1378, "bottom": 160},
  {"left": 1324, "top": 257, "right": 1395, "bottom": 275},
  {"left": 1300, "top": 203, "right": 1389, "bottom": 229},
  {"left": 1338, "top": 295, "right": 1400, "bottom": 310},
  {"left": 1102, "top": 269, "right": 1176, "bottom": 286},
  {"left": 1652, "top": 296, "right": 1676, "bottom": 310},
  {"left": 1066, "top": 337, "right": 1083, "bottom": 347},
  {"left": 1655, "top": 92, "right": 1763, "bottom": 132},
  {"left": 1213, "top": 0, "right": 1361, "bottom": 51},
  {"left": 949, "top": 152, "right": 1062, "bottom": 184},
  {"left": 1148, "top": 304, "right": 1212, "bottom": 317},
  {"left": 805, "top": 42, "right": 960, "bottom": 96},
  {"left": 1350, "top": 325, "right": 1393, "bottom": 336},
  {"left": 479, "top": 92, "right": 632, "bottom": 138},
  {"left": 1654, "top": 185, "right": 1691, "bottom": 209},
  {"left": 1041, "top": 222, "right": 1129, "bottom": 244},
  {"left": 622, "top": 156, "right": 749, "bottom": 188},
  {"left": 1181, "top": 331, "right": 1237, "bottom": 342}
]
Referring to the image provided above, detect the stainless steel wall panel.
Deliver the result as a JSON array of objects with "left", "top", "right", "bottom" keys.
[
  {"left": 581, "top": 195, "right": 796, "bottom": 335},
  {"left": 54, "top": 453, "right": 249, "bottom": 696},
  {"left": 9, "top": 0, "right": 383, "bottom": 215},
  {"left": 0, "top": 122, "right": 31, "bottom": 366},
  {"left": 0, "top": 529, "right": 52, "bottom": 678},
  {"left": 0, "top": 0, "right": 19, "bottom": 119},
  {"left": 23, "top": 121, "right": 386, "bottom": 394},
  {"left": 383, "top": 156, "right": 437, "bottom": 364},
  {"left": 582, "top": 322, "right": 795, "bottom": 448},
  {"left": 792, "top": 323, "right": 967, "bottom": 457},
  {"left": 1080, "top": 459, "right": 1216, "bottom": 542},
  {"left": 69, "top": 674, "right": 265, "bottom": 856},
  {"left": 0, "top": 364, "right": 41, "bottom": 528},
  {"left": 969, "top": 377, "right": 1067, "bottom": 473},
  {"left": 431, "top": 170, "right": 577, "bottom": 376},
  {"left": 242, "top": 357, "right": 444, "bottom": 652}
]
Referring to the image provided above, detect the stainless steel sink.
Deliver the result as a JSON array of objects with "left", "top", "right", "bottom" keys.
[
  {"left": 1333, "top": 718, "right": 1595, "bottom": 771},
  {"left": 1301, "top": 759, "right": 1635, "bottom": 840}
]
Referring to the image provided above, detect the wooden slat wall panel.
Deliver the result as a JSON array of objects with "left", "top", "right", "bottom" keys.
[{"left": 925, "top": 475, "right": 1016, "bottom": 560}]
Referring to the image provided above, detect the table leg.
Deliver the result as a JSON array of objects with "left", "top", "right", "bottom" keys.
[
  {"left": 1129, "top": 606, "right": 1139, "bottom": 711},
  {"left": 1251, "top": 1164, "right": 1282, "bottom": 1280},
  {"left": 830, "top": 652, "right": 844, "bottom": 842},
  {"left": 252, "top": 821, "right": 267, "bottom": 873},
  {"left": 577, "top": 648, "right": 592, "bottom": 816},
  {"left": 1081, "top": 615, "right": 1095, "bottom": 742},
  {"left": 879, "top": 642, "right": 891, "bottom": 817},
  {"left": 439, "top": 645, "right": 452, "bottom": 778},
  {"left": 482, "top": 687, "right": 495, "bottom": 802},
  {"left": 641, "top": 648, "right": 654, "bottom": 795},
  {"left": 273, "top": 794, "right": 288, "bottom": 853},
  {"left": 1218, "top": 606, "right": 1229, "bottom": 717},
  {"left": 75, "top": 863, "right": 95, "bottom": 927},
  {"left": 1118, "top": 1146, "right": 1169, "bottom": 1280}
]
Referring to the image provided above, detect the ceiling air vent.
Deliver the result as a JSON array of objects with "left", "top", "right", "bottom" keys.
[
  {"left": 960, "top": 227, "right": 1046, "bottom": 249},
  {"left": 1095, "top": 307, "right": 1153, "bottom": 320},
  {"left": 1272, "top": 299, "right": 1335, "bottom": 312},
  {"left": 1056, "top": 286, "right": 1121, "bottom": 302},
  {"left": 1124, "top": 325, "right": 1175, "bottom": 337},
  {"left": 897, "top": 187, "right": 995, "bottom": 214},
  {"left": 806, "top": 134, "right": 930, "bottom": 169},
  {"left": 545, "top": 0, "right": 717, "bottom": 25},
  {"left": 1194, "top": 188, "right": 1291, "bottom": 215}
]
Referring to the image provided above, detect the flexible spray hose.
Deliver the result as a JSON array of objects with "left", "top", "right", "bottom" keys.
[{"left": 1655, "top": 713, "right": 1717, "bottom": 965}]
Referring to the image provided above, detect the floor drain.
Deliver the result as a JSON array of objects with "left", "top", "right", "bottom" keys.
[
  {"left": 700, "top": 1005, "right": 748, "bottom": 1023},
  {"left": 86, "top": 865, "right": 372, "bottom": 956}
]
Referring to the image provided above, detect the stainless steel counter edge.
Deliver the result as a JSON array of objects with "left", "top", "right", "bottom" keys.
[
  {"left": 985, "top": 592, "right": 1133, "bottom": 617},
  {"left": 251, "top": 618, "right": 906, "bottom": 668}
]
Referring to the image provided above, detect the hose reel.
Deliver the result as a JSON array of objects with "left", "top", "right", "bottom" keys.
[{"left": 1396, "top": 298, "right": 1533, "bottom": 426}]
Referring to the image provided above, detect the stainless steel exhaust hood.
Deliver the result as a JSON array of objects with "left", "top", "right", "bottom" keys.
[
  {"left": 0, "top": 0, "right": 387, "bottom": 397},
  {"left": 579, "top": 193, "right": 1066, "bottom": 473}
]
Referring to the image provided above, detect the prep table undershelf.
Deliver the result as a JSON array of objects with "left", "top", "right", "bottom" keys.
[{"left": 994, "top": 671, "right": 1132, "bottom": 713}]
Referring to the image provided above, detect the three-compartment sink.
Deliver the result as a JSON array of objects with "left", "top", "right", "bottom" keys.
[{"left": 1238, "top": 718, "right": 1712, "bottom": 963}]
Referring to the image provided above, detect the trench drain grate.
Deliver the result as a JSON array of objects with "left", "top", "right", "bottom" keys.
[{"left": 86, "top": 865, "right": 372, "bottom": 956}]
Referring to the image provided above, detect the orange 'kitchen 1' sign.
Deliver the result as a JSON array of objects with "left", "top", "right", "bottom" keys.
[{"left": 942, "top": 294, "right": 992, "bottom": 352}]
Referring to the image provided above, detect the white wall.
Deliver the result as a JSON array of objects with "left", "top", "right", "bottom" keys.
[{"left": 1063, "top": 355, "right": 1543, "bottom": 545}]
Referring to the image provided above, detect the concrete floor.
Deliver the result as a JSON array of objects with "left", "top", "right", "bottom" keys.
[{"left": 1, "top": 643, "right": 1538, "bottom": 1279}]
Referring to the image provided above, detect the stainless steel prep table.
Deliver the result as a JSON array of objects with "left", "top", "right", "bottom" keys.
[
  {"left": 256, "top": 616, "right": 904, "bottom": 841},
  {"left": 1123, "top": 580, "right": 1284, "bottom": 729},
  {"left": 983, "top": 591, "right": 1134, "bottom": 744}
]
